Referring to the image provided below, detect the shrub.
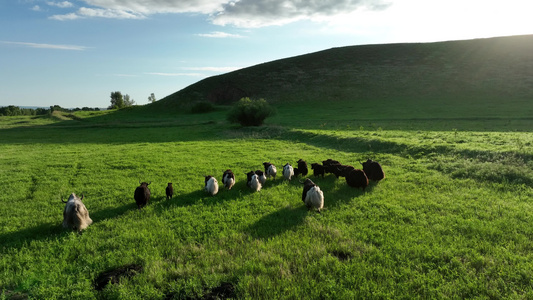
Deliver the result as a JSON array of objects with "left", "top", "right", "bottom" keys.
[
  {"left": 190, "top": 101, "right": 216, "bottom": 114},
  {"left": 227, "top": 98, "right": 275, "bottom": 126}
]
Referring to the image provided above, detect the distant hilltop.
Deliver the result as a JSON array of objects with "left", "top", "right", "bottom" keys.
[
  {"left": 0, "top": 105, "right": 107, "bottom": 116},
  {"left": 0, "top": 105, "right": 107, "bottom": 110}
]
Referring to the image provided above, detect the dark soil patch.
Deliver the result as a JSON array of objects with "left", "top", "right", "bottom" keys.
[
  {"left": 329, "top": 250, "right": 353, "bottom": 261},
  {"left": 164, "top": 281, "right": 236, "bottom": 300},
  {"left": 2, "top": 290, "right": 28, "bottom": 300},
  {"left": 93, "top": 263, "right": 143, "bottom": 291},
  {"left": 202, "top": 282, "right": 236, "bottom": 299}
]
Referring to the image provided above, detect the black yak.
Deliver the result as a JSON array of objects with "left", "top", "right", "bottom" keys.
[
  {"left": 166, "top": 183, "right": 174, "bottom": 200},
  {"left": 345, "top": 169, "right": 368, "bottom": 190},
  {"left": 134, "top": 181, "right": 151, "bottom": 209},
  {"left": 361, "top": 159, "right": 385, "bottom": 181},
  {"left": 323, "top": 159, "right": 342, "bottom": 176},
  {"left": 311, "top": 163, "right": 325, "bottom": 178},
  {"left": 297, "top": 159, "right": 309, "bottom": 176}
]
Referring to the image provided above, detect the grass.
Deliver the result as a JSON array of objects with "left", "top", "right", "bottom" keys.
[{"left": 1, "top": 106, "right": 532, "bottom": 299}]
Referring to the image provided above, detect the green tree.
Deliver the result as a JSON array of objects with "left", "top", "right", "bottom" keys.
[
  {"left": 227, "top": 97, "right": 275, "bottom": 126},
  {"left": 148, "top": 93, "right": 156, "bottom": 103},
  {"left": 124, "top": 94, "right": 136, "bottom": 107},
  {"left": 109, "top": 91, "right": 124, "bottom": 109}
]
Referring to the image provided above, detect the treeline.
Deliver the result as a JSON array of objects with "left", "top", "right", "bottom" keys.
[{"left": 0, "top": 105, "right": 101, "bottom": 116}]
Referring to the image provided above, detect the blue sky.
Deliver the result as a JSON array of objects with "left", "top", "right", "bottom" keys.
[{"left": 1, "top": 0, "right": 531, "bottom": 108}]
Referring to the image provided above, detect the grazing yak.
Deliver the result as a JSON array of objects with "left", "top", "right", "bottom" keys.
[
  {"left": 255, "top": 170, "right": 267, "bottom": 186},
  {"left": 361, "top": 159, "right": 385, "bottom": 181},
  {"left": 134, "top": 181, "right": 151, "bottom": 209},
  {"left": 311, "top": 163, "right": 325, "bottom": 178},
  {"left": 204, "top": 175, "right": 219, "bottom": 196},
  {"left": 296, "top": 159, "right": 308, "bottom": 176},
  {"left": 301, "top": 179, "right": 324, "bottom": 213},
  {"left": 345, "top": 169, "right": 369, "bottom": 190},
  {"left": 322, "top": 159, "right": 342, "bottom": 176},
  {"left": 334, "top": 165, "right": 355, "bottom": 178},
  {"left": 166, "top": 183, "right": 174, "bottom": 200},
  {"left": 62, "top": 193, "right": 92, "bottom": 231},
  {"left": 246, "top": 171, "right": 262, "bottom": 192},
  {"left": 283, "top": 163, "right": 294, "bottom": 181},
  {"left": 263, "top": 162, "right": 277, "bottom": 180},
  {"left": 222, "top": 169, "right": 236, "bottom": 190}
]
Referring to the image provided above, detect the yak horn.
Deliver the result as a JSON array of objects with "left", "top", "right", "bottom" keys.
[
  {"left": 81, "top": 194, "right": 84, "bottom": 200},
  {"left": 61, "top": 197, "right": 68, "bottom": 203}
]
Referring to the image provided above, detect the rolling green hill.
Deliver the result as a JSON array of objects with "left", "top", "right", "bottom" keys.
[{"left": 151, "top": 34, "right": 533, "bottom": 118}]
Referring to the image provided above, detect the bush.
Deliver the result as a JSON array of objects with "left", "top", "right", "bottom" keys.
[
  {"left": 190, "top": 101, "right": 216, "bottom": 114},
  {"left": 227, "top": 98, "right": 275, "bottom": 126}
]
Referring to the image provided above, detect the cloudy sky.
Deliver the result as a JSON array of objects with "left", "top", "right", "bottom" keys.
[{"left": 1, "top": 0, "right": 531, "bottom": 108}]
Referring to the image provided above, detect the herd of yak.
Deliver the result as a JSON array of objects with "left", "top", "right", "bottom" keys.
[{"left": 61, "top": 159, "right": 385, "bottom": 232}]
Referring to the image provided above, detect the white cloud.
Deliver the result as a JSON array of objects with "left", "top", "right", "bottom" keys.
[
  {"left": 44, "top": 0, "right": 390, "bottom": 27},
  {"left": 50, "top": 7, "right": 146, "bottom": 20},
  {"left": 46, "top": 1, "right": 74, "bottom": 8},
  {"left": 83, "top": 0, "right": 227, "bottom": 14},
  {"left": 31, "top": 5, "right": 42, "bottom": 11},
  {"left": 49, "top": 12, "right": 80, "bottom": 20},
  {"left": 212, "top": 0, "right": 391, "bottom": 27},
  {"left": 0, "top": 41, "right": 88, "bottom": 51},
  {"left": 78, "top": 7, "right": 145, "bottom": 19},
  {"left": 196, "top": 31, "right": 244, "bottom": 38}
]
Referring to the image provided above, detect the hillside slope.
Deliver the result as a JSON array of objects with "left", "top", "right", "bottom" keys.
[{"left": 150, "top": 35, "right": 533, "bottom": 112}]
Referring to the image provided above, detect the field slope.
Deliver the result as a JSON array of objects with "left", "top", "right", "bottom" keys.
[{"left": 152, "top": 35, "right": 533, "bottom": 116}]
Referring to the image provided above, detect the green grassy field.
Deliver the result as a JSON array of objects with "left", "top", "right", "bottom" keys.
[{"left": 1, "top": 104, "right": 532, "bottom": 299}]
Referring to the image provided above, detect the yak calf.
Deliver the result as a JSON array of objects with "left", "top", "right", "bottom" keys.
[{"left": 166, "top": 183, "right": 174, "bottom": 200}]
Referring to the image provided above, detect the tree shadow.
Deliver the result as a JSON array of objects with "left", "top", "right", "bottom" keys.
[{"left": 281, "top": 130, "right": 533, "bottom": 186}]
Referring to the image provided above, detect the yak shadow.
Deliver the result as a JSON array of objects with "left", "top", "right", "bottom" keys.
[
  {"left": 155, "top": 177, "right": 290, "bottom": 211},
  {"left": 0, "top": 202, "right": 136, "bottom": 250},
  {"left": 246, "top": 206, "right": 307, "bottom": 240}
]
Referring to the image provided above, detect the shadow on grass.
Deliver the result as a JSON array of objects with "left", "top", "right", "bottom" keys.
[
  {"left": 246, "top": 206, "right": 307, "bottom": 240},
  {"left": 0, "top": 202, "right": 136, "bottom": 250},
  {"left": 153, "top": 176, "right": 293, "bottom": 211}
]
